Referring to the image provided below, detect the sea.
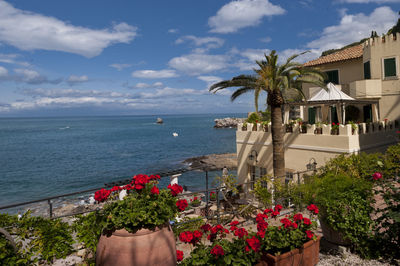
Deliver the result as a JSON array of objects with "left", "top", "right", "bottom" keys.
[{"left": 0, "top": 114, "right": 242, "bottom": 209}]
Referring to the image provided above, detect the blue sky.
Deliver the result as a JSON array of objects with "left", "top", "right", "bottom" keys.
[{"left": 0, "top": 0, "right": 399, "bottom": 116}]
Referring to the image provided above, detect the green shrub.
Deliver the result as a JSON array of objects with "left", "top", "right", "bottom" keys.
[
  {"left": 73, "top": 211, "right": 105, "bottom": 255},
  {"left": 0, "top": 211, "right": 74, "bottom": 264},
  {"left": 246, "top": 112, "right": 261, "bottom": 123}
]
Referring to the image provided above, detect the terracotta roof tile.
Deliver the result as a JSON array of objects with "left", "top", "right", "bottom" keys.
[{"left": 304, "top": 44, "right": 363, "bottom": 67}]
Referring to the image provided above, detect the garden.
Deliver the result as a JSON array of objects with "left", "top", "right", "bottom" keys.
[{"left": 1, "top": 144, "right": 399, "bottom": 265}]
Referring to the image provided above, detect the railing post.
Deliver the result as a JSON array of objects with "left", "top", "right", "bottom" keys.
[
  {"left": 205, "top": 170, "right": 209, "bottom": 219},
  {"left": 48, "top": 199, "right": 53, "bottom": 218},
  {"left": 216, "top": 189, "right": 220, "bottom": 224}
]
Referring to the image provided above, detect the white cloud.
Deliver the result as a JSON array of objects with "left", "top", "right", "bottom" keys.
[
  {"left": 67, "top": 75, "right": 89, "bottom": 86},
  {"left": 307, "top": 6, "right": 397, "bottom": 51},
  {"left": 139, "top": 87, "right": 206, "bottom": 99},
  {"left": 197, "top": 75, "right": 231, "bottom": 95},
  {"left": 168, "top": 28, "right": 179, "bottom": 34},
  {"left": 259, "top": 37, "right": 272, "bottom": 43},
  {"left": 209, "top": 0, "right": 285, "bottom": 33},
  {"left": 0, "top": 1, "right": 137, "bottom": 57},
  {"left": 132, "top": 69, "right": 178, "bottom": 79},
  {"left": 0, "top": 66, "right": 8, "bottom": 77},
  {"left": 14, "top": 68, "right": 61, "bottom": 84},
  {"left": 0, "top": 53, "right": 30, "bottom": 66},
  {"left": 338, "top": 0, "right": 400, "bottom": 3},
  {"left": 175, "top": 35, "right": 225, "bottom": 49},
  {"left": 169, "top": 53, "right": 230, "bottom": 75},
  {"left": 134, "top": 82, "right": 164, "bottom": 89},
  {"left": 109, "top": 63, "right": 132, "bottom": 71}
]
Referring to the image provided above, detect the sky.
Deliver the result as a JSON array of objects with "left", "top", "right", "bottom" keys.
[{"left": 0, "top": 0, "right": 399, "bottom": 117}]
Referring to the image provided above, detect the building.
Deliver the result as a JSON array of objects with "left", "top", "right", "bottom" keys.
[{"left": 236, "top": 34, "right": 400, "bottom": 185}]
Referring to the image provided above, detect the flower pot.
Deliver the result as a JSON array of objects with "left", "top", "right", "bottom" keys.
[
  {"left": 319, "top": 219, "right": 350, "bottom": 246},
  {"left": 96, "top": 225, "right": 176, "bottom": 266},
  {"left": 286, "top": 125, "right": 293, "bottom": 133},
  {"left": 252, "top": 124, "right": 258, "bottom": 131},
  {"left": 257, "top": 236, "right": 321, "bottom": 266},
  {"left": 331, "top": 129, "right": 339, "bottom": 135},
  {"left": 191, "top": 202, "right": 201, "bottom": 207},
  {"left": 314, "top": 128, "right": 322, "bottom": 134},
  {"left": 263, "top": 125, "right": 268, "bottom": 132}
]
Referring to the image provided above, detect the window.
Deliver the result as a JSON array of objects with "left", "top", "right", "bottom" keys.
[
  {"left": 249, "top": 166, "right": 267, "bottom": 189},
  {"left": 325, "top": 70, "right": 339, "bottom": 84},
  {"left": 384, "top": 58, "right": 396, "bottom": 78},
  {"left": 364, "top": 61, "right": 371, "bottom": 79}
]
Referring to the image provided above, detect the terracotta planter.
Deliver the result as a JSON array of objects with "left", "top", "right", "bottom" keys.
[
  {"left": 257, "top": 236, "right": 320, "bottom": 266},
  {"left": 252, "top": 124, "right": 258, "bottom": 131},
  {"left": 320, "top": 219, "right": 350, "bottom": 246},
  {"left": 314, "top": 128, "right": 322, "bottom": 134},
  {"left": 96, "top": 225, "right": 176, "bottom": 266}
]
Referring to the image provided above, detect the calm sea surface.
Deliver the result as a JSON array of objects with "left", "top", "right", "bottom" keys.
[{"left": 0, "top": 114, "right": 241, "bottom": 206}]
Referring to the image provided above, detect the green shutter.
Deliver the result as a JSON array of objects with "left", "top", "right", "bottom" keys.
[
  {"left": 364, "top": 61, "right": 371, "bottom": 79},
  {"left": 308, "top": 107, "right": 316, "bottom": 124},
  {"left": 325, "top": 70, "right": 339, "bottom": 84},
  {"left": 384, "top": 58, "right": 396, "bottom": 77}
]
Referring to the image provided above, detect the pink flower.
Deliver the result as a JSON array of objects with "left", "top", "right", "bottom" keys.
[{"left": 372, "top": 172, "right": 382, "bottom": 181}]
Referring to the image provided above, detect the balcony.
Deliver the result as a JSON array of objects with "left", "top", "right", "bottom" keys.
[{"left": 349, "top": 79, "right": 382, "bottom": 99}]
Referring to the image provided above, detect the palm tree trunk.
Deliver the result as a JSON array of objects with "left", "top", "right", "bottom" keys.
[{"left": 270, "top": 104, "right": 285, "bottom": 180}]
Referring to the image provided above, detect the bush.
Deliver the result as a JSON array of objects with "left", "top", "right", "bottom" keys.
[{"left": 246, "top": 112, "right": 261, "bottom": 123}]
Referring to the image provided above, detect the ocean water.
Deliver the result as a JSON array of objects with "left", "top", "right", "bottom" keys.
[{"left": 0, "top": 114, "right": 241, "bottom": 207}]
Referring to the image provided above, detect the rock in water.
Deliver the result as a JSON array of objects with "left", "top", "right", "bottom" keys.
[
  {"left": 214, "top": 117, "right": 246, "bottom": 128},
  {"left": 156, "top": 118, "right": 163, "bottom": 124}
]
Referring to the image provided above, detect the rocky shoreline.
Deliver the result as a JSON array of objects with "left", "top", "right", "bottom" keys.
[
  {"left": 214, "top": 117, "right": 245, "bottom": 128},
  {"left": 182, "top": 153, "right": 237, "bottom": 171}
]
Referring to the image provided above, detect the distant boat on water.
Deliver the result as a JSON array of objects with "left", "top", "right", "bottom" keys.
[
  {"left": 156, "top": 118, "right": 163, "bottom": 124},
  {"left": 172, "top": 132, "right": 178, "bottom": 137}
]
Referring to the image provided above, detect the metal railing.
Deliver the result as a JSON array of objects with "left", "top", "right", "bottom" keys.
[{"left": 0, "top": 166, "right": 318, "bottom": 222}]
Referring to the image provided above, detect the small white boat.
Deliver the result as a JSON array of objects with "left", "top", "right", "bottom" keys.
[{"left": 172, "top": 132, "right": 178, "bottom": 137}]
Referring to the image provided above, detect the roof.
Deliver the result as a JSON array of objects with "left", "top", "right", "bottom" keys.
[
  {"left": 308, "top": 83, "right": 354, "bottom": 102},
  {"left": 304, "top": 44, "right": 363, "bottom": 67}
]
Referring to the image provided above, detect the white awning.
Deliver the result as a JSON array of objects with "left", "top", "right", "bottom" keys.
[{"left": 308, "top": 82, "right": 354, "bottom": 102}]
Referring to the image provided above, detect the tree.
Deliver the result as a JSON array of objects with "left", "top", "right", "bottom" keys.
[{"left": 210, "top": 50, "right": 326, "bottom": 179}]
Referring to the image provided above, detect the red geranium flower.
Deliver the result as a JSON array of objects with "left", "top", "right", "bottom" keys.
[
  {"left": 229, "top": 220, "right": 239, "bottom": 231},
  {"left": 234, "top": 228, "right": 248, "bottom": 239},
  {"left": 372, "top": 172, "right": 382, "bottom": 181},
  {"left": 151, "top": 186, "right": 159, "bottom": 195},
  {"left": 179, "top": 231, "right": 193, "bottom": 243},
  {"left": 176, "top": 199, "right": 188, "bottom": 211},
  {"left": 133, "top": 174, "right": 150, "bottom": 190},
  {"left": 274, "top": 204, "right": 283, "bottom": 212},
  {"left": 176, "top": 250, "right": 183, "bottom": 262},
  {"left": 303, "top": 217, "right": 312, "bottom": 225},
  {"left": 200, "top": 223, "right": 212, "bottom": 232},
  {"left": 307, "top": 204, "right": 319, "bottom": 215},
  {"left": 210, "top": 245, "right": 224, "bottom": 258},
  {"left": 293, "top": 213, "right": 303, "bottom": 222},
  {"left": 168, "top": 184, "right": 183, "bottom": 196},
  {"left": 111, "top": 186, "right": 122, "bottom": 192},
  {"left": 149, "top": 174, "right": 161, "bottom": 180},
  {"left": 306, "top": 230, "right": 314, "bottom": 239},
  {"left": 246, "top": 236, "right": 260, "bottom": 252},
  {"left": 94, "top": 188, "right": 111, "bottom": 202}
]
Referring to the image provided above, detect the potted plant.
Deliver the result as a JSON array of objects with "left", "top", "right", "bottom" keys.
[
  {"left": 331, "top": 122, "right": 339, "bottom": 135},
  {"left": 286, "top": 120, "right": 295, "bottom": 133},
  {"left": 348, "top": 121, "right": 358, "bottom": 135},
  {"left": 190, "top": 196, "right": 202, "bottom": 207},
  {"left": 242, "top": 122, "right": 248, "bottom": 131},
  {"left": 304, "top": 173, "right": 374, "bottom": 248},
  {"left": 252, "top": 121, "right": 258, "bottom": 131},
  {"left": 94, "top": 174, "right": 187, "bottom": 266},
  {"left": 178, "top": 204, "right": 320, "bottom": 266},
  {"left": 314, "top": 122, "right": 322, "bottom": 134},
  {"left": 299, "top": 121, "right": 307, "bottom": 133},
  {"left": 261, "top": 121, "right": 268, "bottom": 132},
  {"left": 209, "top": 191, "right": 217, "bottom": 201}
]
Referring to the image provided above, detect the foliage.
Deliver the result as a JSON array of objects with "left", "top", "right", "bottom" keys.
[
  {"left": 213, "top": 174, "right": 238, "bottom": 195},
  {"left": 252, "top": 175, "right": 273, "bottom": 207},
  {"left": 304, "top": 173, "right": 374, "bottom": 257},
  {"left": 318, "top": 152, "right": 386, "bottom": 180},
  {"left": 347, "top": 121, "right": 358, "bottom": 131},
  {"left": 331, "top": 122, "right": 340, "bottom": 130},
  {"left": 0, "top": 211, "right": 74, "bottom": 265},
  {"left": 246, "top": 112, "right": 261, "bottom": 123},
  {"left": 372, "top": 175, "right": 400, "bottom": 259},
  {"left": 102, "top": 187, "right": 178, "bottom": 233},
  {"left": 73, "top": 211, "right": 105, "bottom": 255},
  {"left": 260, "top": 108, "right": 271, "bottom": 122},
  {"left": 173, "top": 217, "right": 204, "bottom": 237}
]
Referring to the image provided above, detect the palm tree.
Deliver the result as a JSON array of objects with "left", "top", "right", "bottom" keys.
[{"left": 210, "top": 50, "right": 326, "bottom": 179}]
